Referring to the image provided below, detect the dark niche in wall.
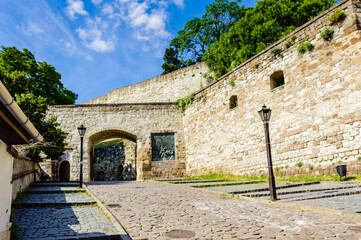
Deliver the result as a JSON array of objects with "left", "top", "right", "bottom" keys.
[
  {"left": 229, "top": 95, "right": 238, "bottom": 109},
  {"left": 151, "top": 133, "right": 176, "bottom": 161},
  {"left": 270, "top": 70, "right": 285, "bottom": 90}
]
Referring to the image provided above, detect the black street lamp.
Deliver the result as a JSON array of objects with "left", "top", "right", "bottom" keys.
[
  {"left": 78, "top": 124, "right": 86, "bottom": 188},
  {"left": 258, "top": 105, "right": 277, "bottom": 201}
]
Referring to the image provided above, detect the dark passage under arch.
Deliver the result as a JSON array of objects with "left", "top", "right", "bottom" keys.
[{"left": 59, "top": 161, "right": 70, "bottom": 182}]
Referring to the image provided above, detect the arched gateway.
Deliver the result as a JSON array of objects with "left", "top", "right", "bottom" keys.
[
  {"left": 47, "top": 103, "right": 187, "bottom": 181},
  {"left": 89, "top": 129, "right": 137, "bottom": 181}
]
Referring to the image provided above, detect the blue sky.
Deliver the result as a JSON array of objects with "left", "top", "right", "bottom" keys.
[{"left": 0, "top": 0, "right": 256, "bottom": 103}]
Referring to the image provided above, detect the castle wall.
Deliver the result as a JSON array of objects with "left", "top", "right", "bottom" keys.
[
  {"left": 183, "top": 0, "right": 361, "bottom": 176},
  {"left": 48, "top": 103, "right": 186, "bottom": 180},
  {"left": 83, "top": 62, "right": 209, "bottom": 104}
]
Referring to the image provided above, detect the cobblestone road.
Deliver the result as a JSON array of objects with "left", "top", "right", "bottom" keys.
[{"left": 87, "top": 181, "right": 361, "bottom": 240}]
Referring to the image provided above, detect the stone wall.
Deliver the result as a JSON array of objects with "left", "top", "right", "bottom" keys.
[
  {"left": 12, "top": 156, "right": 40, "bottom": 201},
  {"left": 48, "top": 103, "right": 186, "bottom": 180},
  {"left": 93, "top": 141, "right": 136, "bottom": 181},
  {"left": 269, "top": 159, "right": 361, "bottom": 177},
  {"left": 83, "top": 62, "right": 209, "bottom": 104},
  {"left": 183, "top": 0, "right": 361, "bottom": 176}
]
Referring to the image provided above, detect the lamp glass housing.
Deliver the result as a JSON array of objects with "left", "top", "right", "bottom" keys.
[
  {"left": 78, "top": 124, "right": 86, "bottom": 137},
  {"left": 258, "top": 105, "right": 271, "bottom": 123}
]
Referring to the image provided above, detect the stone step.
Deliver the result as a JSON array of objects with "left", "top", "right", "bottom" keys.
[
  {"left": 184, "top": 180, "right": 265, "bottom": 188},
  {"left": 27, "top": 186, "right": 85, "bottom": 194},
  {"left": 245, "top": 183, "right": 361, "bottom": 198},
  {"left": 33, "top": 181, "right": 79, "bottom": 187},
  {"left": 169, "top": 179, "right": 228, "bottom": 184},
  {"left": 15, "top": 193, "right": 96, "bottom": 207},
  {"left": 227, "top": 181, "right": 320, "bottom": 194},
  {"left": 277, "top": 187, "right": 361, "bottom": 202}
]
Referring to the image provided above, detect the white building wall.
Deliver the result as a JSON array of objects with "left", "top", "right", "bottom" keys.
[{"left": 0, "top": 140, "right": 13, "bottom": 240}]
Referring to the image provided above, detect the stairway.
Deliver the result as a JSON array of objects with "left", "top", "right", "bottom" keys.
[{"left": 12, "top": 182, "right": 127, "bottom": 240}]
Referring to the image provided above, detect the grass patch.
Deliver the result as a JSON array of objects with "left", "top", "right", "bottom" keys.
[
  {"left": 95, "top": 139, "right": 123, "bottom": 149},
  {"left": 185, "top": 173, "right": 361, "bottom": 183},
  {"left": 186, "top": 173, "right": 267, "bottom": 182}
]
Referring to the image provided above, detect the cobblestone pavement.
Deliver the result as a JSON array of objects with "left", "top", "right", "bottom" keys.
[
  {"left": 87, "top": 181, "right": 361, "bottom": 240},
  {"left": 13, "top": 182, "right": 124, "bottom": 239},
  {"left": 295, "top": 194, "right": 361, "bottom": 213},
  {"left": 13, "top": 206, "right": 119, "bottom": 239}
]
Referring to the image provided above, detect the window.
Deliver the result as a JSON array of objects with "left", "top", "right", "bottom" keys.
[
  {"left": 151, "top": 133, "right": 176, "bottom": 161},
  {"left": 270, "top": 70, "right": 285, "bottom": 90},
  {"left": 229, "top": 95, "right": 238, "bottom": 109}
]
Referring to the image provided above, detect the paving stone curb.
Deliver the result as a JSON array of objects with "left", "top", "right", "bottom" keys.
[
  {"left": 84, "top": 184, "right": 132, "bottom": 240},
  {"left": 32, "top": 182, "right": 79, "bottom": 187},
  {"left": 27, "top": 189, "right": 86, "bottom": 194},
  {"left": 247, "top": 184, "right": 361, "bottom": 197},
  {"left": 41, "top": 233, "right": 122, "bottom": 240},
  {"left": 189, "top": 180, "right": 265, "bottom": 188},
  {"left": 228, "top": 181, "right": 321, "bottom": 194},
  {"left": 166, "top": 179, "right": 228, "bottom": 184},
  {"left": 153, "top": 180, "right": 361, "bottom": 221},
  {"left": 283, "top": 189, "right": 361, "bottom": 202},
  {"left": 14, "top": 201, "right": 97, "bottom": 207}
]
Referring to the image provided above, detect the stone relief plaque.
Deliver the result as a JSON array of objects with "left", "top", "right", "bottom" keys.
[{"left": 151, "top": 133, "right": 176, "bottom": 161}]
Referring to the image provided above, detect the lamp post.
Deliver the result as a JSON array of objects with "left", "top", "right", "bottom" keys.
[
  {"left": 258, "top": 105, "right": 277, "bottom": 201},
  {"left": 78, "top": 124, "right": 86, "bottom": 188}
]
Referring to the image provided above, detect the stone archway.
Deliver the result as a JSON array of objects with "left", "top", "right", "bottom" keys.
[
  {"left": 88, "top": 129, "right": 137, "bottom": 181},
  {"left": 59, "top": 161, "right": 70, "bottom": 182}
]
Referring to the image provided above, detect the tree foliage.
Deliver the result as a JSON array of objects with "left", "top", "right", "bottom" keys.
[
  {"left": 203, "top": 0, "right": 336, "bottom": 78},
  {"left": 0, "top": 46, "right": 77, "bottom": 161},
  {"left": 162, "top": 0, "right": 246, "bottom": 74},
  {"left": 161, "top": 47, "right": 187, "bottom": 74}
]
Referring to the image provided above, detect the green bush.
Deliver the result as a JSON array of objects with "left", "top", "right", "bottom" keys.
[
  {"left": 290, "top": 34, "right": 297, "bottom": 42},
  {"left": 298, "top": 41, "right": 314, "bottom": 54},
  {"left": 297, "top": 42, "right": 307, "bottom": 54},
  {"left": 320, "top": 27, "right": 334, "bottom": 40},
  {"left": 284, "top": 39, "right": 292, "bottom": 48},
  {"left": 308, "top": 164, "right": 314, "bottom": 170},
  {"left": 305, "top": 42, "right": 314, "bottom": 51},
  {"left": 329, "top": 9, "right": 346, "bottom": 25},
  {"left": 270, "top": 47, "right": 282, "bottom": 57},
  {"left": 296, "top": 162, "right": 304, "bottom": 167},
  {"left": 175, "top": 92, "right": 196, "bottom": 113},
  {"left": 229, "top": 78, "right": 235, "bottom": 86}
]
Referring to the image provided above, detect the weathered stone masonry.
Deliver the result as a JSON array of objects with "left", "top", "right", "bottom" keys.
[
  {"left": 48, "top": 103, "right": 187, "bottom": 180},
  {"left": 183, "top": 0, "right": 361, "bottom": 176},
  {"left": 48, "top": 0, "right": 361, "bottom": 180}
]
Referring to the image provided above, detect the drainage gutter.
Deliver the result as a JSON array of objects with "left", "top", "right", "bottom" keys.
[{"left": 0, "top": 81, "right": 43, "bottom": 143}]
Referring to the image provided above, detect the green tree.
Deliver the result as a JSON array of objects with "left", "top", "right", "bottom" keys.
[
  {"left": 0, "top": 46, "right": 77, "bottom": 162},
  {"left": 162, "top": 0, "right": 246, "bottom": 73},
  {"left": 203, "top": 0, "right": 336, "bottom": 78},
  {"left": 161, "top": 47, "right": 186, "bottom": 74}
]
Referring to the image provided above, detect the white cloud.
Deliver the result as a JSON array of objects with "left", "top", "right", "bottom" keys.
[
  {"left": 102, "top": 3, "right": 114, "bottom": 17},
  {"left": 66, "top": 0, "right": 88, "bottom": 19},
  {"left": 91, "top": 0, "right": 103, "bottom": 5},
  {"left": 172, "top": 0, "right": 184, "bottom": 9},
  {"left": 77, "top": 18, "right": 115, "bottom": 53},
  {"left": 18, "top": 23, "right": 44, "bottom": 37},
  {"left": 116, "top": 1, "right": 171, "bottom": 39}
]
